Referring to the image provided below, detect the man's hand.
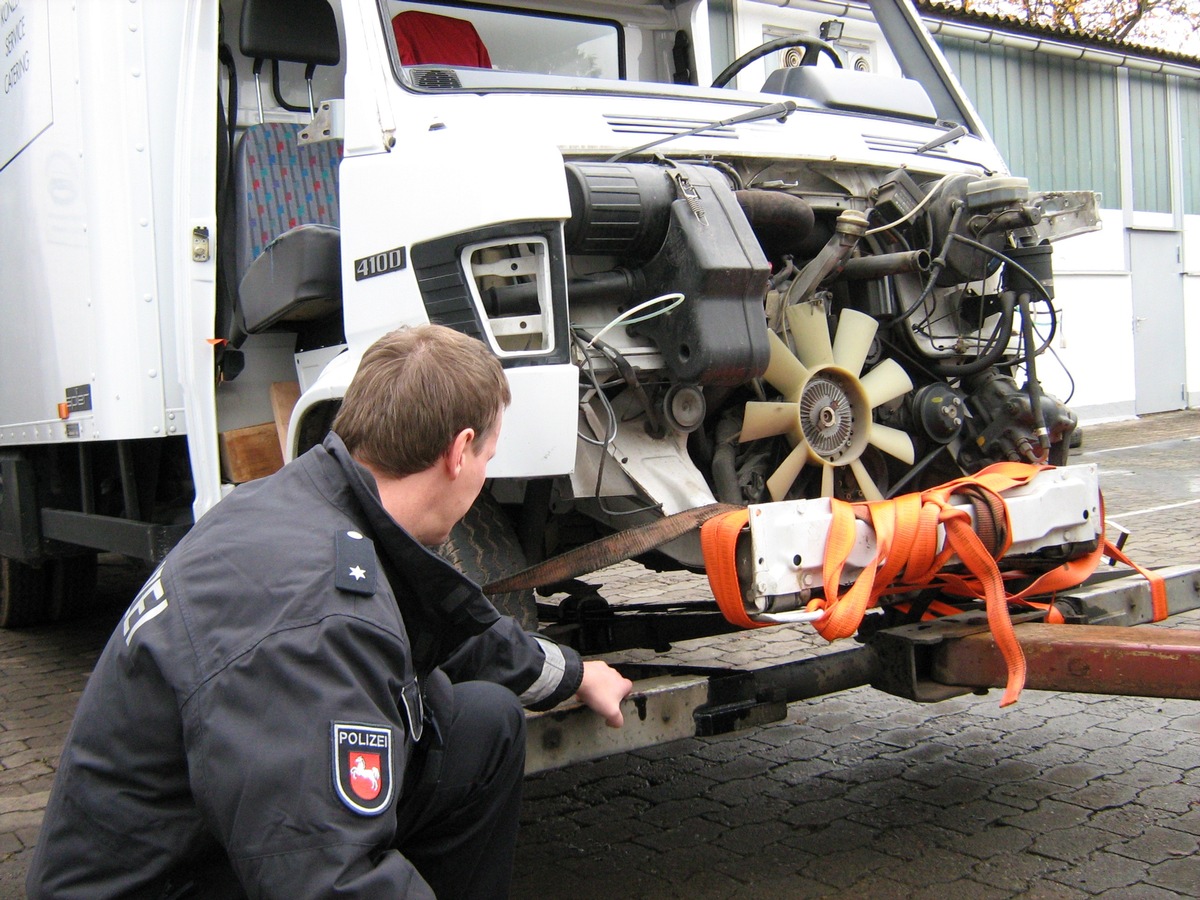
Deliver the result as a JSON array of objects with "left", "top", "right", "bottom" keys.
[{"left": 576, "top": 660, "right": 634, "bottom": 728}]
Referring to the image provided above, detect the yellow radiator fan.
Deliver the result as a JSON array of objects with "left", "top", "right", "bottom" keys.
[{"left": 741, "top": 305, "right": 915, "bottom": 501}]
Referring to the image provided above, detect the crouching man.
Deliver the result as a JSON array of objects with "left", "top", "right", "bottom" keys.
[{"left": 27, "top": 324, "right": 633, "bottom": 899}]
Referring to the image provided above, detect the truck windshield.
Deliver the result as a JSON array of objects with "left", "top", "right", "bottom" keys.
[
  {"left": 388, "top": 2, "right": 624, "bottom": 79},
  {"left": 382, "top": 0, "right": 974, "bottom": 130}
]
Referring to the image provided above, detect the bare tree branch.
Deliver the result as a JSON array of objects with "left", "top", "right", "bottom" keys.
[{"left": 929, "top": 0, "right": 1200, "bottom": 54}]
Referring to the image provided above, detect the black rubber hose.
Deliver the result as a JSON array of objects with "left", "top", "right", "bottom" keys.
[
  {"left": 711, "top": 414, "right": 743, "bottom": 505},
  {"left": 952, "top": 234, "right": 1058, "bottom": 355},
  {"left": 927, "top": 290, "right": 1016, "bottom": 378}
]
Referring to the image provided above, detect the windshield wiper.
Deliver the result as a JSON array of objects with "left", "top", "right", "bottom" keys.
[
  {"left": 608, "top": 100, "right": 797, "bottom": 163},
  {"left": 915, "top": 122, "right": 967, "bottom": 155}
]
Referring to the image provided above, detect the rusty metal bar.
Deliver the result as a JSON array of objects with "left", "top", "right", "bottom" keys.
[{"left": 932, "top": 623, "right": 1200, "bottom": 700}]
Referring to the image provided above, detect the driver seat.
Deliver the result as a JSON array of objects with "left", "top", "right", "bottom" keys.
[{"left": 231, "top": 0, "right": 345, "bottom": 352}]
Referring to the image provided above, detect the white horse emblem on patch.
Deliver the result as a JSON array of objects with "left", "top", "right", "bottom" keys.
[{"left": 349, "top": 753, "right": 381, "bottom": 799}]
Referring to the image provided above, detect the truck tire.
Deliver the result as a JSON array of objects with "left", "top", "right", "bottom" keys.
[
  {"left": 0, "top": 557, "right": 48, "bottom": 629},
  {"left": 437, "top": 492, "right": 538, "bottom": 631},
  {"left": 46, "top": 554, "right": 99, "bottom": 623}
]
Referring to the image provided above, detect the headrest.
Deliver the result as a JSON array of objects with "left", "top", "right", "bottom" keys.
[
  {"left": 241, "top": 0, "right": 341, "bottom": 67},
  {"left": 392, "top": 10, "right": 491, "bottom": 68}
]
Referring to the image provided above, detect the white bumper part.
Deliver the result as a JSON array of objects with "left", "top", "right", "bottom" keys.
[{"left": 744, "top": 465, "right": 1103, "bottom": 620}]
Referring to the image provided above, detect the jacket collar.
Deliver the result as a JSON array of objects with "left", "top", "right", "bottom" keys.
[{"left": 315, "top": 432, "right": 500, "bottom": 640}]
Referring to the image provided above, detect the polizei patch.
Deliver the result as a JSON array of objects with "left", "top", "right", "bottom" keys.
[{"left": 331, "top": 723, "right": 394, "bottom": 815}]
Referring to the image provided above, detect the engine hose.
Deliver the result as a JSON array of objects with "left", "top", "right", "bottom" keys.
[
  {"left": 711, "top": 414, "right": 743, "bottom": 505},
  {"left": 890, "top": 203, "right": 963, "bottom": 326},
  {"left": 574, "top": 328, "right": 665, "bottom": 438},
  {"left": 928, "top": 290, "right": 1016, "bottom": 378},
  {"left": 953, "top": 234, "right": 1058, "bottom": 354},
  {"left": 884, "top": 442, "right": 949, "bottom": 499},
  {"left": 1016, "top": 290, "right": 1050, "bottom": 457}
]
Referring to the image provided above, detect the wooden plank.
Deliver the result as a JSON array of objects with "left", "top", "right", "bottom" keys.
[
  {"left": 270, "top": 381, "right": 302, "bottom": 456},
  {"left": 219, "top": 422, "right": 284, "bottom": 483}
]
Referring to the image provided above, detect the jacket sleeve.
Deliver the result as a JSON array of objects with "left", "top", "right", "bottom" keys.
[
  {"left": 184, "top": 612, "right": 436, "bottom": 899},
  {"left": 438, "top": 614, "right": 584, "bottom": 711}
]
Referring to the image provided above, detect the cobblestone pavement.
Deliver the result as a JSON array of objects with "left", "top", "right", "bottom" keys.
[{"left": 2, "top": 411, "right": 1198, "bottom": 898}]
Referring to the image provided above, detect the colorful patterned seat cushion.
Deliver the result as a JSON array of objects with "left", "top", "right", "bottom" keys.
[{"left": 235, "top": 122, "right": 343, "bottom": 277}]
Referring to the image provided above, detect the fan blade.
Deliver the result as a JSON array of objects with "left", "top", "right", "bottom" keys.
[
  {"left": 786, "top": 303, "right": 834, "bottom": 370},
  {"left": 832, "top": 309, "right": 878, "bottom": 377},
  {"left": 868, "top": 423, "right": 916, "bottom": 465},
  {"left": 859, "top": 358, "right": 913, "bottom": 409},
  {"left": 820, "top": 463, "right": 835, "bottom": 498},
  {"left": 766, "top": 443, "right": 808, "bottom": 501},
  {"left": 763, "top": 329, "right": 810, "bottom": 398},
  {"left": 850, "top": 458, "right": 884, "bottom": 502},
  {"left": 741, "top": 401, "right": 799, "bottom": 442}
]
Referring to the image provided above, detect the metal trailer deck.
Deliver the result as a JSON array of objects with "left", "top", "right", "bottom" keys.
[{"left": 526, "top": 565, "right": 1200, "bottom": 773}]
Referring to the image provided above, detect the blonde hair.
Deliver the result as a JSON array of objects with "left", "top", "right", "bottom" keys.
[{"left": 333, "top": 325, "right": 510, "bottom": 477}]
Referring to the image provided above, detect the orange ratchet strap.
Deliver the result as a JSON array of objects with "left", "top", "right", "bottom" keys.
[{"left": 701, "top": 462, "right": 1167, "bottom": 707}]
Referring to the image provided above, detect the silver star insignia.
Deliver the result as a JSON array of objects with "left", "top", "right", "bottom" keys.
[{"left": 348, "top": 565, "right": 367, "bottom": 581}]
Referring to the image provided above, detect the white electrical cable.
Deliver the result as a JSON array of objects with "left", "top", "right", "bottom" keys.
[
  {"left": 585, "top": 292, "right": 685, "bottom": 348},
  {"left": 864, "top": 173, "right": 953, "bottom": 236}
]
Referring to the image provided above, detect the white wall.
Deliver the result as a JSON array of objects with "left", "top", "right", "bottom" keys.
[
  {"left": 1043, "top": 209, "right": 1136, "bottom": 423},
  {"left": 1046, "top": 209, "right": 1200, "bottom": 423},
  {"left": 1184, "top": 215, "right": 1200, "bottom": 408}
]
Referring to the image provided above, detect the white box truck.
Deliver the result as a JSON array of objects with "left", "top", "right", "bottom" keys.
[{"left": 0, "top": 0, "right": 1101, "bottom": 632}]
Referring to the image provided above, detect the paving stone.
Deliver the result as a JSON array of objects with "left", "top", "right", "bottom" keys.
[
  {"left": 846, "top": 797, "right": 941, "bottom": 828},
  {"left": 869, "top": 821, "right": 963, "bottom": 862},
  {"left": 1089, "top": 804, "right": 1160, "bottom": 838},
  {"left": 1060, "top": 728, "right": 1141, "bottom": 751},
  {"left": 1028, "top": 824, "right": 1118, "bottom": 862},
  {"left": 1016, "top": 743, "right": 1091, "bottom": 770},
  {"left": 764, "top": 757, "right": 840, "bottom": 785},
  {"left": 778, "top": 817, "right": 877, "bottom": 853},
  {"left": 907, "top": 880, "right": 1013, "bottom": 900},
  {"left": 1016, "top": 883, "right": 1091, "bottom": 899},
  {"left": 778, "top": 797, "right": 862, "bottom": 829},
  {"left": 933, "top": 798, "right": 1026, "bottom": 838},
  {"left": 801, "top": 844, "right": 894, "bottom": 888},
  {"left": 639, "top": 797, "right": 726, "bottom": 827},
  {"left": 1145, "top": 746, "right": 1200, "bottom": 772},
  {"left": 707, "top": 870, "right": 833, "bottom": 898},
  {"left": 632, "top": 815, "right": 730, "bottom": 852},
  {"left": 1144, "top": 856, "right": 1200, "bottom": 894},
  {"left": 1136, "top": 783, "right": 1200, "bottom": 815},
  {"left": 701, "top": 795, "right": 793, "bottom": 828},
  {"left": 1109, "top": 827, "right": 1200, "bottom": 865},
  {"left": 1056, "top": 779, "right": 1140, "bottom": 811},
  {"left": 898, "top": 756, "right": 973, "bottom": 788},
  {"left": 822, "top": 870, "right": 928, "bottom": 898},
  {"left": 957, "top": 756, "right": 1041, "bottom": 784},
  {"left": 1093, "top": 886, "right": 1193, "bottom": 900},
  {"left": 949, "top": 820, "right": 1036, "bottom": 858},
  {"left": 884, "top": 846, "right": 981, "bottom": 886},
  {"left": 991, "top": 779, "right": 1078, "bottom": 812},
  {"left": 0, "top": 763, "right": 53, "bottom": 790},
  {"left": 1048, "top": 849, "right": 1151, "bottom": 893},
  {"left": 914, "top": 774, "right": 994, "bottom": 809},
  {"left": 1042, "top": 762, "right": 1119, "bottom": 788},
  {"left": 1164, "top": 809, "right": 1200, "bottom": 837}
]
